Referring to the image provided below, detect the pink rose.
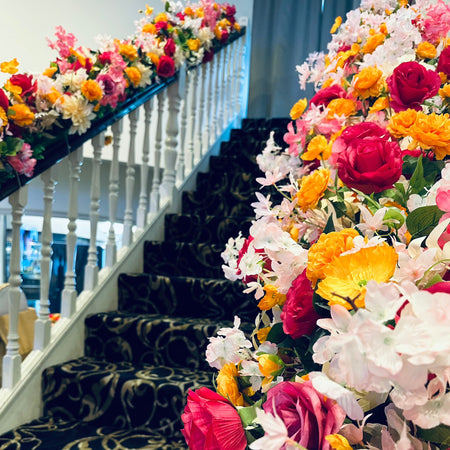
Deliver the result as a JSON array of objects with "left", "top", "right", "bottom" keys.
[
  {"left": 437, "top": 46, "right": 450, "bottom": 78},
  {"left": 156, "top": 55, "right": 175, "bottom": 78},
  {"left": 164, "top": 38, "right": 176, "bottom": 57},
  {"left": 386, "top": 61, "right": 441, "bottom": 112},
  {"left": 335, "top": 122, "right": 403, "bottom": 194},
  {"left": 280, "top": 271, "right": 320, "bottom": 339},
  {"left": 7, "top": 143, "right": 36, "bottom": 178},
  {"left": 181, "top": 387, "right": 247, "bottom": 450},
  {"left": 263, "top": 381, "right": 346, "bottom": 450}
]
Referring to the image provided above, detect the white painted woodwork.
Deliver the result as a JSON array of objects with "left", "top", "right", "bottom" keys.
[
  {"left": 34, "top": 168, "right": 54, "bottom": 350},
  {"left": 137, "top": 101, "right": 152, "bottom": 229},
  {"left": 2, "top": 186, "right": 28, "bottom": 388},
  {"left": 186, "top": 67, "right": 198, "bottom": 171},
  {"left": 122, "top": 109, "right": 139, "bottom": 247},
  {"left": 196, "top": 63, "right": 207, "bottom": 163},
  {"left": 106, "top": 121, "right": 123, "bottom": 267},
  {"left": 61, "top": 148, "right": 83, "bottom": 318},
  {"left": 177, "top": 67, "right": 188, "bottom": 184},
  {"left": 84, "top": 134, "right": 103, "bottom": 291}
]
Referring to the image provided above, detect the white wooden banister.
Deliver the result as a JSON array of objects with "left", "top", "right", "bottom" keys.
[
  {"left": 2, "top": 186, "right": 28, "bottom": 388},
  {"left": 34, "top": 168, "right": 54, "bottom": 350},
  {"left": 84, "top": 134, "right": 103, "bottom": 291},
  {"left": 61, "top": 147, "right": 83, "bottom": 318},
  {"left": 0, "top": 28, "right": 250, "bottom": 431}
]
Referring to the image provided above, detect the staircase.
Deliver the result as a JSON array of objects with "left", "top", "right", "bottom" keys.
[{"left": 0, "top": 118, "right": 289, "bottom": 450}]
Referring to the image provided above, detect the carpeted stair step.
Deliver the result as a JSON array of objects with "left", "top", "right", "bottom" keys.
[
  {"left": 164, "top": 213, "right": 253, "bottom": 245},
  {"left": 181, "top": 186, "right": 256, "bottom": 217},
  {"left": 209, "top": 152, "right": 259, "bottom": 174},
  {"left": 0, "top": 416, "right": 187, "bottom": 449},
  {"left": 41, "top": 356, "right": 213, "bottom": 433},
  {"left": 84, "top": 312, "right": 238, "bottom": 371},
  {"left": 143, "top": 241, "right": 226, "bottom": 278},
  {"left": 118, "top": 273, "right": 258, "bottom": 322}
]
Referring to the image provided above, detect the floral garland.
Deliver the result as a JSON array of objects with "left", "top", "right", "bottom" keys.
[
  {"left": 182, "top": 0, "right": 450, "bottom": 449},
  {"left": 0, "top": 1, "right": 240, "bottom": 184}
]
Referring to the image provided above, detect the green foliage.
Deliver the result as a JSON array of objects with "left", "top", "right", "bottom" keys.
[{"left": 405, "top": 205, "right": 445, "bottom": 241}]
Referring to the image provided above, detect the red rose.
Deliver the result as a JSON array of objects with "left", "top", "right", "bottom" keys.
[
  {"left": 9, "top": 74, "right": 37, "bottom": 97},
  {"left": 155, "top": 21, "right": 168, "bottom": 32},
  {"left": 280, "top": 271, "right": 320, "bottom": 339},
  {"left": 310, "top": 84, "right": 348, "bottom": 108},
  {"left": 263, "top": 381, "right": 346, "bottom": 450},
  {"left": 203, "top": 49, "right": 214, "bottom": 63},
  {"left": 335, "top": 122, "right": 403, "bottom": 194},
  {"left": 99, "top": 52, "right": 113, "bottom": 65},
  {"left": 386, "top": 61, "right": 441, "bottom": 112},
  {"left": 0, "top": 89, "right": 9, "bottom": 112},
  {"left": 164, "top": 38, "right": 176, "bottom": 57},
  {"left": 224, "top": 4, "right": 236, "bottom": 17},
  {"left": 425, "top": 281, "right": 450, "bottom": 294},
  {"left": 181, "top": 387, "right": 247, "bottom": 450},
  {"left": 437, "top": 46, "right": 450, "bottom": 78},
  {"left": 156, "top": 55, "right": 175, "bottom": 78}
]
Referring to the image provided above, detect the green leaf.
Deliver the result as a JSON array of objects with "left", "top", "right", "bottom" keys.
[
  {"left": 423, "top": 273, "right": 443, "bottom": 289},
  {"left": 330, "top": 199, "right": 347, "bottom": 218},
  {"left": 417, "top": 424, "right": 450, "bottom": 446},
  {"left": 238, "top": 400, "right": 262, "bottom": 428},
  {"left": 406, "top": 205, "right": 445, "bottom": 240},
  {"left": 323, "top": 213, "right": 335, "bottom": 234},
  {"left": 408, "top": 155, "right": 425, "bottom": 194},
  {"left": 265, "top": 322, "right": 286, "bottom": 345}
]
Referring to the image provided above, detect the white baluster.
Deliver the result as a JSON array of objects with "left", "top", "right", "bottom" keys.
[
  {"left": 195, "top": 64, "right": 207, "bottom": 163},
  {"left": 122, "top": 109, "right": 139, "bottom": 247},
  {"left": 105, "top": 121, "right": 122, "bottom": 267},
  {"left": 211, "top": 51, "right": 221, "bottom": 145},
  {"left": 224, "top": 44, "right": 233, "bottom": 128},
  {"left": 186, "top": 67, "right": 198, "bottom": 172},
  {"left": 84, "top": 134, "right": 103, "bottom": 291},
  {"left": 177, "top": 67, "right": 187, "bottom": 184},
  {"left": 34, "top": 168, "right": 54, "bottom": 350},
  {"left": 161, "top": 79, "right": 181, "bottom": 205},
  {"left": 203, "top": 60, "right": 214, "bottom": 155},
  {"left": 236, "top": 32, "right": 247, "bottom": 121},
  {"left": 217, "top": 48, "right": 226, "bottom": 138},
  {"left": 149, "top": 90, "right": 165, "bottom": 216},
  {"left": 61, "top": 148, "right": 82, "bottom": 317},
  {"left": 137, "top": 101, "right": 152, "bottom": 229},
  {"left": 231, "top": 38, "right": 242, "bottom": 125},
  {"left": 2, "top": 186, "right": 28, "bottom": 388}
]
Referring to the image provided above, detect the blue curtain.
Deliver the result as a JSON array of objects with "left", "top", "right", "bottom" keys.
[{"left": 247, "top": 0, "right": 357, "bottom": 118}]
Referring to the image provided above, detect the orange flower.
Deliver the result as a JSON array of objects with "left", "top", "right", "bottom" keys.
[
  {"left": 8, "top": 104, "right": 34, "bottom": 127},
  {"left": 184, "top": 6, "right": 194, "bottom": 16},
  {"left": 387, "top": 109, "right": 418, "bottom": 138},
  {"left": 233, "top": 22, "right": 241, "bottom": 32},
  {"left": 43, "top": 66, "right": 58, "bottom": 78},
  {"left": 416, "top": 41, "right": 437, "bottom": 59},
  {"left": 142, "top": 23, "right": 156, "bottom": 34},
  {"left": 352, "top": 66, "right": 384, "bottom": 99},
  {"left": 296, "top": 167, "right": 331, "bottom": 212},
  {"left": 4, "top": 79, "right": 22, "bottom": 96},
  {"left": 306, "top": 228, "right": 359, "bottom": 286},
  {"left": 290, "top": 98, "right": 307, "bottom": 120},
  {"left": 258, "top": 354, "right": 284, "bottom": 387},
  {"left": 439, "top": 84, "right": 450, "bottom": 99},
  {"left": 302, "top": 135, "right": 332, "bottom": 161},
  {"left": 187, "top": 38, "right": 201, "bottom": 52},
  {"left": 1, "top": 58, "right": 19, "bottom": 74},
  {"left": 145, "top": 5, "right": 153, "bottom": 15},
  {"left": 336, "top": 43, "right": 360, "bottom": 69},
  {"left": 368, "top": 96, "right": 389, "bottom": 114},
  {"left": 216, "top": 363, "right": 244, "bottom": 406},
  {"left": 258, "top": 284, "right": 286, "bottom": 310},
  {"left": 147, "top": 52, "right": 160, "bottom": 65},
  {"left": 330, "top": 16, "right": 342, "bottom": 34},
  {"left": 256, "top": 327, "right": 271, "bottom": 344},
  {"left": 316, "top": 244, "right": 398, "bottom": 310},
  {"left": 0, "top": 107, "right": 8, "bottom": 129},
  {"left": 362, "top": 33, "right": 385, "bottom": 54},
  {"left": 46, "top": 87, "right": 64, "bottom": 105},
  {"left": 409, "top": 111, "right": 450, "bottom": 159},
  {"left": 327, "top": 98, "right": 356, "bottom": 119},
  {"left": 118, "top": 43, "right": 138, "bottom": 61},
  {"left": 81, "top": 80, "right": 103, "bottom": 102},
  {"left": 125, "top": 66, "right": 142, "bottom": 88},
  {"left": 154, "top": 12, "right": 168, "bottom": 23}
]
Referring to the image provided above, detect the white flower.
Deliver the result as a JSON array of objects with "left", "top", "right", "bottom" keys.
[{"left": 61, "top": 94, "right": 96, "bottom": 135}]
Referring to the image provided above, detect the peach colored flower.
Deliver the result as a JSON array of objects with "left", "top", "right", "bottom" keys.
[
  {"left": 327, "top": 98, "right": 356, "bottom": 119},
  {"left": 216, "top": 363, "right": 244, "bottom": 407},
  {"left": 302, "top": 135, "right": 332, "bottom": 161},
  {"left": 8, "top": 104, "right": 34, "bottom": 127},
  {"left": 387, "top": 109, "right": 418, "bottom": 139},
  {"left": 362, "top": 33, "right": 385, "bottom": 54},
  {"left": 306, "top": 228, "right": 359, "bottom": 286},
  {"left": 296, "top": 167, "right": 331, "bottom": 212},
  {"left": 409, "top": 112, "right": 450, "bottom": 159},
  {"left": 258, "top": 284, "right": 286, "bottom": 310},
  {"left": 142, "top": 23, "right": 156, "bottom": 34},
  {"left": 352, "top": 66, "right": 384, "bottom": 99},
  {"left": 81, "top": 80, "right": 103, "bottom": 102},
  {"left": 368, "top": 96, "right": 389, "bottom": 114},
  {"left": 416, "top": 41, "right": 437, "bottom": 59},
  {"left": 439, "top": 84, "right": 450, "bottom": 99},
  {"left": 125, "top": 66, "right": 142, "bottom": 88}
]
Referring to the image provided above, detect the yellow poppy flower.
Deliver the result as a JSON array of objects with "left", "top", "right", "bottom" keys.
[
  {"left": 296, "top": 167, "right": 331, "bottom": 212},
  {"left": 258, "top": 285, "right": 286, "bottom": 310},
  {"left": 216, "top": 363, "right": 244, "bottom": 406}
]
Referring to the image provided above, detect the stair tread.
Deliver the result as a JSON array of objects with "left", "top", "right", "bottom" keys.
[{"left": 0, "top": 416, "right": 187, "bottom": 449}]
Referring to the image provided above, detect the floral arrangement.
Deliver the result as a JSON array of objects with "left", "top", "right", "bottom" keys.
[
  {"left": 181, "top": 0, "right": 450, "bottom": 449},
  {"left": 0, "top": 0, "right": 240, "bottom": 184}
]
